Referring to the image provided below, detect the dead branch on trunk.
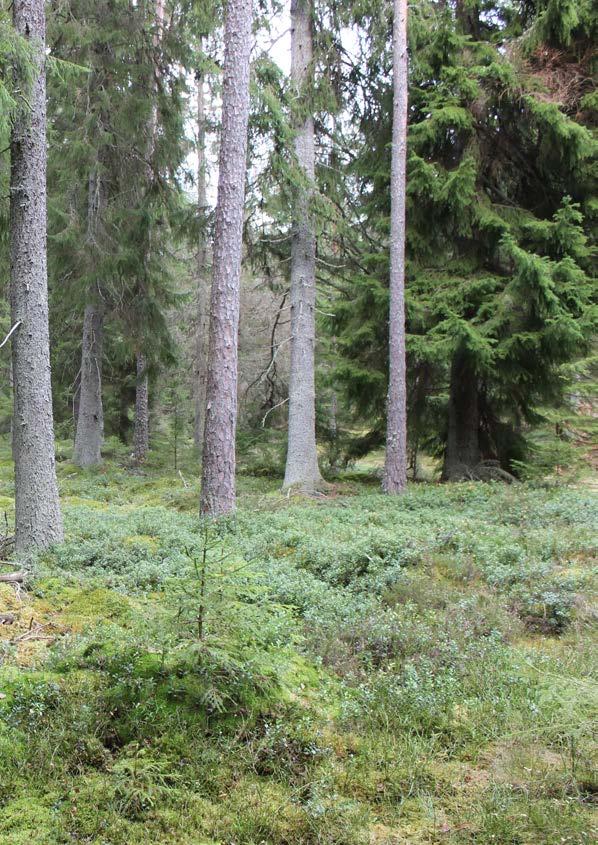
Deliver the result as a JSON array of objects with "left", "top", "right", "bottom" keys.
[{"left": 0, "top": 321, "right": 22, "bottom": 349}]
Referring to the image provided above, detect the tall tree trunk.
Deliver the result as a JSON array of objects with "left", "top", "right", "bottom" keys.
[
  {"left": 73, "top": 304, "right": 104, "bottom": 467},
  {"left": 133, "top": 352, "right": 149, "bottom": 463},
  {"left": 194, "top": 53, "right": 209, "bottom": 451},
  {"left": 73, "top": 169, "right": 106, "bottom": 467},
  {"left": 383, "top": 0, "right": 409, "bottom": 494},
  {"left": 283, "top": 0, "right": 322, "bottom": 492},
  {"left": 200, "top": 0, "right": 252, "bottom": 516},
  {"left": 132, "top": 0, "right": 164, "bottom": 461},
  {"left": 10, "top": 0, "right": 63, "bottom": 552},
  {"left": 442, "top": 350, "right": 480, "bottom": 480}
]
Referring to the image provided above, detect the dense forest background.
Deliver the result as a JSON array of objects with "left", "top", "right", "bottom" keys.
[
  {"left": 0, "top": 1, "right": 596, "bottom": 844},
  {"left": 1, "top": 0, "right": 595, "bottom": 487}
]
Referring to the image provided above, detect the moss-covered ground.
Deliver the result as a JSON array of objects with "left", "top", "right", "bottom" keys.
[{"left": 0, "top": 436, "right": 596, "bottom": 844}]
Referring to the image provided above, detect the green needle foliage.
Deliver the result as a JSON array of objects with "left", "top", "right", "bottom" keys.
[
  {"left": 46, "top": 0, "right": 195, "bottom": 435},
  {"left": 330, "top": 0, "right": 597, "bottom": 475}
]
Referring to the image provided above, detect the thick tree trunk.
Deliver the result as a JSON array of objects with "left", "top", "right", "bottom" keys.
[
  {"left": 73, "top": 304, "right": 104, "bottom": 467},
  {"left": 442, "top": 351, "right": 480, "bottom": 480},
  {"left": 200, "top": 0, "right": 252, "bottom": 516},
  {"left": 133, "top": 352, "right": 149, "bottom": 463},
  {"left": 194, "top": 57, "right": 209, "bottom": 451},
  {"left": 9, "top": 0, "right": 63, "bottom": 552},
  {"left": 283, "top": 0, "right": 322, "bottom": 492},
  {"left": 383, "top": 0, "right": 409, "bottom": 494}
]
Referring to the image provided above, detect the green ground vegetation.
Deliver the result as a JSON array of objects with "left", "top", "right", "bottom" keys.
[{"left": 0, "top": 436, "right": 596, "bottom": 844}]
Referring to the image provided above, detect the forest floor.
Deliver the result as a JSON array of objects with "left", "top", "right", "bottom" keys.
[{"left": 0, "top": 436, "right": 596, "bottom": 844}]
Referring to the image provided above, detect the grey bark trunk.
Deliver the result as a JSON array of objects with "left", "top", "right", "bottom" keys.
[
  {"left": 73, "top": 169, "right": 106, "bottom": 467},
  {"left": 10, "top": 0, "right": 63, "bottom": 552},
  {"left": 383, "top": 0, "right": 409, "bottom": 494},
  {"left": 442, "top": 351, "right": 480, "bottom": 480},
  {"left": 200, "top": 0, "right": 252, "bottom": 516},
  {"left": 283, "top": 0, "right": 322, "bottom": 491},
  {"left": 8, "top": 358, "right": 14, "bottom": 445},
  {"left": 72, "top": 373, "right": 80, "bottom": 438},
  {"left": 131, "top": 0, "right": 164, "bottom": 462},
  {"left": 194, "top": 58, "right": 209, "bottom": 451},
  {"left": 133, "top": 352, "right": 149, "bottom": 463},
  {"left": 73, "top": 304, "right": 104, "bottom": 467}
]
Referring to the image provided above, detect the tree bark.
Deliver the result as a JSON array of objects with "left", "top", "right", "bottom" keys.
[
  {"left": 200, "top": 0, "right": 252, "bottom": 516},
  {"left": 383, "top": 0, "right": 409, "bottom": 494},
  {"left": 283, "top": 0, "right": 322, "bottom": 492},
  {"left": 118, "top": 381, "right": 134, "bottom": 443},
  {"left": 72, "top": 371, "right": 80, "bottom": 439},
  {"left": 73, "top": 168, "right": 106, "bottom": 467},
  {"left": 133, "top": 352, "right": 149, "bottom": 463},
  {"left": 131, "top": 0, "right": 164, "bottom": 463},
  {"left": 194, "top": 54, "right": 209, "bottom": 451},
  {"left": 442, "top": 350, "right": 480, "bottom": 480},
  {"left": 9, "top": 0, "right": 63, "bottom": 552},
  {"left": 73, "top": 304, "right": 104, "bottom": 467}
]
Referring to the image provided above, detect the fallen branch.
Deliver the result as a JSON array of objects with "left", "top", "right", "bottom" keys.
[
  {"left": 11, "top": 621, "right": 55, "bottom": 644},
  {"left": 0, "top": 571, "right": 25, "bottom": 583}
]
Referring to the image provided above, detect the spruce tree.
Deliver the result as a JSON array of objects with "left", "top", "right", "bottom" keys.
[
  {"left": 9, "top": 0, "right": 63, "bottom": 550},
  {"left": 71, "top": 159, "right": 107, "bottom": 467},
  {"left": 47, "top": 0, "right": 190, "bottom": 452},
  {"left": 283, "top": 0, "right": 323, "bottom": 492},
  {"left": 332, "top": 0, "right": 596, "bottom": 477},
  {"left": 73, "top": 299, "right": 104, "bottom": 467}
]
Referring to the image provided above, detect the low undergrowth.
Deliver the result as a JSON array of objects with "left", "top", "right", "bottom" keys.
[{"left": 0, "top": 438, "right": 596, "bottom": 843}]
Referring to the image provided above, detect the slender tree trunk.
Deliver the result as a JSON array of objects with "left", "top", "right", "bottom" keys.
[
  {"left": 383, "top": 0, "right": 409, "bottom": 494},
  {"left": 73, "top": 304, "right": 104, "bottom": 467},
  {"left": 132, "top": 0, "right": 164, "bottom": 461},
  {"left": 73, "top": 168, "right": 106, "bottom": 467},
  {"left": 329, "top": 390, "right": 337, "bottom": 440},
  {"left": 194, "top": 54, "right": 209, "bottom": 451},
  {"left": 133, "top": 352, "right": 149, "bottom": 463},
  {"left": 200, "top": 0, "right": 252, "bottom": 516},
  {"left": 149, "top": 0, "right": 164, "bottom": 146},
  {"left": 283, "top": 0, "right": 322, "bottom": 492},
  {"left": 9, "top": 0, "right": 63, "bottom": 552},
  {"left": 118, "top": 381, "right": 134, "bottom": 443},
  {"left": 72, "top": 372, "right": 80, "bottom": 439},
  {"left": 442, "top": 350, "right": 480, "bottom": 480}
]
